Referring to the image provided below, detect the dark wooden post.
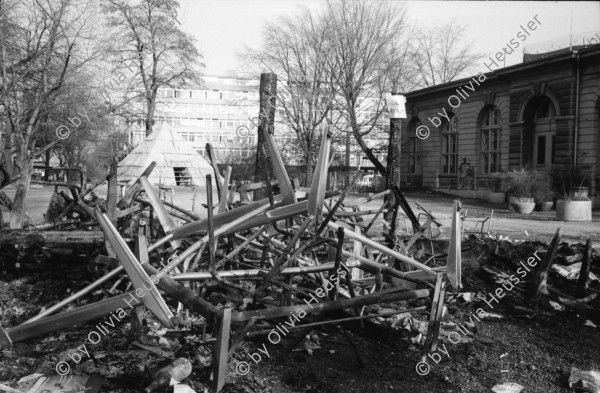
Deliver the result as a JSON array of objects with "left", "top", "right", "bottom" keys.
[
  {"left": 254, "top": 73, "right": 277, "bottom": 200},
  {"left": 577, "top": 239, "right": 592, "bottom": 297},
  {"left": 384, "top": 117, "right": 404, "bottom": 231},
  {"left": 104, "top": 160, "right": 118, "bottom": 257},
  {"left": 386, "top": 118, "right": 403, "bottom": 191},
  {"left": 384, "top": 94, "right": 407, "bottom": 234},
  {"left": 106, "top": 160, "right": 118, "bottom": 224}
]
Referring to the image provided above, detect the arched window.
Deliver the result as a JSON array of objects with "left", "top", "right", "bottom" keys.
[
  {"left": 441, "top": 115, "right": 458, "bottom": 174},
  {"left": 481, "top": 108, "right": 501, "bottom": 173}
]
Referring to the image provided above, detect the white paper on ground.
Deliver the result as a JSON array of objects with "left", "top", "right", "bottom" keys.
[{"left": 491, "top": 382, "right": 524, "bottom": 393}]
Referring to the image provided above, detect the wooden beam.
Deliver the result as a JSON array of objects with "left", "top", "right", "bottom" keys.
[
  {"left": 529, "top": 228, "right": 561, "bottom": 300},
  {"left": 264, "top": 129, "right": 297, "bottom": 206},
  {"left": 0, "top": 231, "right": 104, "bottom": 246},
  {"left": 168, "top": 196, "right": 282, "bottom": 240},
  {"left": 307, "top": 130, "right": 332, "bottom": 220},
  {"left": 117, "top": 161, "right": 157, "bottom": 209},
  {"left": 253, "top": 218, "right": 314, "bottom": 300},
  {"left": 212, "top": 308, "right": 232, "bottom": 392},
  {"left": 0, "top": 292, "right": 139, "bottom": 347},
  {"left": 96, "top": 208, "right": 175, "bottom": 328},
  {"left": 327, "top": 221, "right": 436, "bottom": 276},
  {"left": 577, "top": 238, "right": 592, "bottom": 297},
  {"left": 140, "top": 176, "right": 181, "bottom": 249},
  {"left": 218, "top": 166, "right": 232, "bottom": 213},
  {"left": 232, "top": 288, "right": 430, "bottom": 322},
  {"left": 447, "top": 201, "right": 462, "bottom": 290}
]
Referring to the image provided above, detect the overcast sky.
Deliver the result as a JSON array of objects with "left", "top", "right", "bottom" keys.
[{"left": 178, "top": 1, "right": 600, "bottom": 77}]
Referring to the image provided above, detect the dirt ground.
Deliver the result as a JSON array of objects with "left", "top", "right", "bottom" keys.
[{"left": 0, "top": 186, "right": 599, "bottom": 392}]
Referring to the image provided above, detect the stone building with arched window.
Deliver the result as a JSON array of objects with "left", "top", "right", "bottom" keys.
[{"left": 399, "top": 45, "right": 600, "bottom": 206}]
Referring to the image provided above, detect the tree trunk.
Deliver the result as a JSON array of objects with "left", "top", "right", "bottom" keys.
[
  {"left": 145, "top": 97, "right": 156, "bottom": 137},
  {"left": 304, "top": 145, "right": 314, "bottom": 187},
  {"left": 384, "top": 118, "right": 402, "bottom": 223},
  {"left": 9, "top": 148, "right": 33, "bottom": 229},
  {"left": 385, "top": 118, "right": 403, "bottom": 190},
  {"left": 44, "top": 149, "right": 50, "bottom": 181},
  {"left": 352, "top": 127, "right": 387, "bottom": 175},
  {"left": 254, "top": 73, "right": 277, "bottom": 200}
]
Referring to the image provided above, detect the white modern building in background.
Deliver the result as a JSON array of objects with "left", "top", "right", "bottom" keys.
[
  {"left": 127, "top": 75, "right": 298, "bottom": 163},
  {"left": 126, "top": 75, "right": 390, "bottom": 170}
]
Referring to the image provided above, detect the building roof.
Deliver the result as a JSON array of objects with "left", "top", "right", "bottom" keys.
[
  {"left": 117, "top": 125, "right": 213, "bottom": 186},
  {"left": 400, "top": 45, "right": 600, "bottom": 100}
]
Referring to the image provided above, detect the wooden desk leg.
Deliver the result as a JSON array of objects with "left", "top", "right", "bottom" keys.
[{"left": 212, "top": 308, "right": 232, "bottom": 392}]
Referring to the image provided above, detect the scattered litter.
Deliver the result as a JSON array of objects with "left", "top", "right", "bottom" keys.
[
  {"left": 491, "top": 382, "right": 524, "bottom": 393},
  {"left": 145, "top": 358, "right": 192, "bottom": 393},
  {"left": 585, "top": 320, "right": 597, "bottom": 328},
  {"left": 132, "top": 340, "right": 175, "bottom": 358},
  {"left": 568, "top": 369, "right": 600, "bottom": 393},
  {"left": 478, "top": 311, "right": 504, "bottom": 320},
  {"left": 293, "top": 339, "right": 322, "bottom": 353},
  {"left": 23, "top": 375, "right": 104, "bottom": 393},
  {"left": 549, "top": 300, "right": 565, "bottom": 311},
  {"left": 17, "top": 373, "right": 43, "bottom": 387},
  {"left": 457, "top": 292, "right": 475, "bottom": 302},
  {"left": 411, "top": 333, "right": 425, "bottom": 345},
  {"left": 499, "top": 353, "right": 508, "bottom": 358},
  {"left": 552, "top": 263, "right": 599, "bottom": 282},
  {"left": 0, "top": 382, "right": 23, "bottom": 393},
  {"left": 390, "top": 313, "right": 413, "bottom": 330},
  {"left": 173, "top": 383, "right": 197, "bottom": 393},
  {"left": 159, "top": 336, "right": 182, "bottom": 352}
]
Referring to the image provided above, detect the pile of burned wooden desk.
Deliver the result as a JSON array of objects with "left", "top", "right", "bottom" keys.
[{"left": 0, "top": 129, "right": 462, "bottom": 392}]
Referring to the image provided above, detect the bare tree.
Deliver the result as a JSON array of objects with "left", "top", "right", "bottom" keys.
[
  {"left": 241, "top": 6, "right": 339, "bottom": 182},
  {"left": 410, "top": 18, "right": 483, "bottom": 88},
  {"left": 323, "top": 0, "right": 409, "bottom": 174},
  {"left": 0, "top": 0, "right": 102, "bottom": 228},
  {"left": 102, "top": 0, "right": 203, "bottom": 137}
]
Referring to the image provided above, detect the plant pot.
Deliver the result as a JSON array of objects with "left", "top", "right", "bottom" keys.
[
  {"left": 569, "top": 187, "right": 589, "bottom": 199},
  {"left": 508, "top": 196, "right": 535, "bottom": 214},
  {"left": 556, "top": 199, "right": 592, "bottom": 221},
  {"left": 485, "top": 192, "right": 506, "bottom": 204},
  {"left": 536, "top": 201, "right": 554, "bottom": 212}
]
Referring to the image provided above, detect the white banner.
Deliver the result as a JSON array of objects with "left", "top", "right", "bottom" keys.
[{"left": 385, "top": 94, "right": 406, "bottom": 119}]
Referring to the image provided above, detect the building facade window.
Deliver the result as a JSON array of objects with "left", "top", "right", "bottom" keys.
[
  {"left": 481, "top": 108, "right": 500, "bottom": 173},
  {"left": 407, "top": 120, "right": 423, "bottom": 174},
  {"left": 441, "top": 115, "right": 458, "bottom": 174},
  {"left": 533, "top": 98, "right": 556, "bottom": 167}
]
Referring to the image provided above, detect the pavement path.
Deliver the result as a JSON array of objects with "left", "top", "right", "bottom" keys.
[{"left": 1, "top": 184, "right": 598, "bottom": 247}]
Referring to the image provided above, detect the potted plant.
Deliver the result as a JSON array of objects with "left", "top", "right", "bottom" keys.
[
  {"left": 552, "top": 165, "right": 592, "bottom": 221},
  {"left": 483, "top": 173, "right": 505, "bottom": 204},
  {"left": 533, "top": 182, "right": 554, "bottom": 212},
  {"left": 503, "top": 168, "right": 537, "bottom": 214}
]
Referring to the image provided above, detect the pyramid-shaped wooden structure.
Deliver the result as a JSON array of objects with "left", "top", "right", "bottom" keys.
[{"left": 118, "top": 127, "right": 213, "bottom": 186}]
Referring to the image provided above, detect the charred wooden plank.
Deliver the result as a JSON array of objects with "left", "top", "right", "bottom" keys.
[{"left": 0, "top": 230, "right": 104, "bottom": 246}]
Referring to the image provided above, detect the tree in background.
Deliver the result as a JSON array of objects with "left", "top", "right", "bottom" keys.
[
  {"left": 103, "top": 0, "right": 203, "bottom": 137},
  {"left": 322, "top": 0, "right": 409, "bottom": 175},
  {"left": 0, "top": 0, "right": 103, "bottom": 228},
  {"left": 241, "top": 6, "right": 339, "bottom": 183},
  {"left": 410, "top": 18, "right": 483, "bottom": 88}
]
